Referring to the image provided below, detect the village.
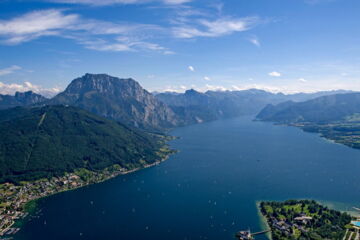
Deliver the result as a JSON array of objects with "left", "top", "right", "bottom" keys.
[{"left": 0, "top": 165, "right": 132, "bottom": 237}]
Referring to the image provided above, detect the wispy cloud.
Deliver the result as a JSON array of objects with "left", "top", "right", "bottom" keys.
[
  {"left": 0, "top": 9, "right": 171, "bottom": 54},
  {"left": 188, "top": 65, "right": 195, "bottom": 72},
  {"left": 153, "top": 82, "right": 353, "bottom": 94},
  {"left": 248, "top": 35, "right": 260, "bottom": 47},
  {"left": 0, "top": 9, "right": 78, "bottom": 45},
  {"left": 203, "top": 84, "right": 226, "bottom": 91},
  {"left": 154, "top": 84, "right": 187, "bottom": 93},
  {"left": 304, "top": 0, "right": 335, "bottom": 5},
  {"left": 268, "top": 71, "right": 282, "bottom": 77},
  {"left": 0, "top": 81, "right": 61, "bottom": 97},
  {"left": 298, "top": 78, "right": 307, "bottom": 82},
  {"left": 203, "top": 76, "right": 210, "bottom": 81},
  {"left": 173, "top": 16, "right": 260, "bottom": 38},
  {"left": 80, "top": 37, "right": 171, "bottom": 53},
  {"left": 46, "top": 0, "right": 192, "bottom": 5},
  {"left": 0, "top": 65, "right": 22, "bottom": 76},
  {"left": 0, "top": 6, "right": 264, "bottom": 53}
]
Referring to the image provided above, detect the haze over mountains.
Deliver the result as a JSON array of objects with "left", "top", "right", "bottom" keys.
[
  {"left": 0, "top": 91, "right": 47, "bottom": 110},
  {"left": 0, "top": 73, "right": 356, "bottom": 130},
  {"left": 156, "top": 88, "right": 352, "bottom": 125},
  {"left": 256, "top": 92, "right": 360, "bottom": 123}
]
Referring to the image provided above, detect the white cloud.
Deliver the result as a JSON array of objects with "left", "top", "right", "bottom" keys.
[
  {"left": 0, "top": 9, "right": 78, "bottom": 45},
  {"left": 304, "top": 0, "right": 335, "bottom": 5},
  {"left": 83, "top": 41, "right": 133, "bottom": 52},
  {"left": 163, "top": 50, "right": 176, "bottom": 55},
  {"left": 163, "top": 0, "right": 191, "bottom": 4},
  {"left": 0, "top": 7, "right": 264, "bottom": 54},
  {"left": 173, "top": 16, "right": 260, "bottom": 39},
  {"left": 0, "top": 81, "right": 61, "bottom": 97},
  {"left": 152, "top": 73, "right": 360, "bottom": 94},
  {"left": 0, "top": 9, "right": 173, "bottom": 54},
  {"left": 248, "top": 36, "right": 260, "bottom": 47},
  {"left": 203, "top": 84, "right": 226, "bottom": 91},
  {"left": 154, "top": 84, "right": 228, "bottom": 93},
  {"left": 268, "top": 71, "right": 282, "bottom": 77},
  {"left": 203, "top": 76, "right": 210, "bottom": 81},
  {"left": 81, "top": 37, "right": 171, "bottom": 53},
  {"left": 0, "top": 65, "right": 22, "bottom": 76},
  {"left": 47, "top": 0, "right": 191, "bottom": 5},
  {"left": 188, "top": 65, "right": 195, "bottom": 72},
  {"left": 155, "top": 84, "right": 187, "bottom": 93},
  {"left": 298, "top": 78, "right": 307, "bottom": 83}
]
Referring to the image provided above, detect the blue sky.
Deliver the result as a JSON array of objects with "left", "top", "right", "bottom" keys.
[{"left": 0, "top": 0, "right": 359, "bottom": 96}]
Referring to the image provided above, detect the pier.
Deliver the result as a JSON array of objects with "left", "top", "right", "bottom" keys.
[{"left": 235, "top": 229, "right": 271, "bottom": 240}]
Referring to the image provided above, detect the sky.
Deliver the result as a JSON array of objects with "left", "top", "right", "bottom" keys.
[{"left": 0, "top": 0, "right": 359, "bottom": 96}]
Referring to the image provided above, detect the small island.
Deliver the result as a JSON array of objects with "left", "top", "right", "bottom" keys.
[{"left": 260, "top": 200, "right": 358, "bottom": 240}]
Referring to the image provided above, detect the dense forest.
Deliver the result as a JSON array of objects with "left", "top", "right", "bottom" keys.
[{"left": 0, "top": 105, "right": 169, "bottom": 183}]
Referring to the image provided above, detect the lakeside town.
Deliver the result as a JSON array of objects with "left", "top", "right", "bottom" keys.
[
  {"left": 0, "top": 160, "right": 167, "bottom": 238},
  {"left": 259, "top": 200, "right": 359, "bottom": 240}
]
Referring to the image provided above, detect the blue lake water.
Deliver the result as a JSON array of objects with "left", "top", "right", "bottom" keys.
[{"left": 14, "top": 117, "right": 360, "bottom": 240}]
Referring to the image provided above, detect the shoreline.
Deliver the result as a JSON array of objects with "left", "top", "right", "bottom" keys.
[
  {"left": 256, "top": 201, "right": 272, "bottom": 240},
  {"left": 0, "top": 148, "right": 176, "bottom": 237},
  {"left": 262, "top": 120, "right": 360, "bottom": 151},
  {"left": 317, "top": 200, "right": 360, "bottom": 218}
]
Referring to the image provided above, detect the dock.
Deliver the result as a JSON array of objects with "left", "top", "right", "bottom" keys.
[
  {"left": 235, "top": 229, "right": 271, "bottom": 240},
  {"left": 252, "top": 229, "right": 271, "bottom": 235}
]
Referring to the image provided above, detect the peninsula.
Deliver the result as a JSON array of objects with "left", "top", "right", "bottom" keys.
[{"left": 260, "top": 200, "right": 357, "bottom": 240}]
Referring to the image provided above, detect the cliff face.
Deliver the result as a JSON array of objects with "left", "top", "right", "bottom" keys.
[
  {"left": 0, "top": 91, "right": 47, "bottom": 110},
  {"left": 50, "top": 73, "right": 178, "bottom": 131}
]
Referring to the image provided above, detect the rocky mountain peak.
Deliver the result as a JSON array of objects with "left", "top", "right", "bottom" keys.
[{"left": 50, "top": 73, "right": 178, "bottom": 131}]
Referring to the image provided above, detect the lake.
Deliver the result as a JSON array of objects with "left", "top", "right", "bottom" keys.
[{"left": 14, "top": 116, "right": 360, "bottom": 240}]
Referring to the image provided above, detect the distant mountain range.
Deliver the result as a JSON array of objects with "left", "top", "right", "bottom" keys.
[
  {"left": 156, "top": 89, "right": 353, "bottom": 124},
  {"left": 256, "top": 92, "right": 360, "bottom": 123},
  {"left": 0, "top": 91, "right": 47, "bottom": 110},
  {"left": 0, "top": 105, "right": 166, "bottom": 183},
  {"left": 0, "top": 74, "right": 355, "bottom": 129}
]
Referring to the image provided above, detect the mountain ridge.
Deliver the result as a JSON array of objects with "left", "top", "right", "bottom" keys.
[
  {"left": 256, "top": 92, "right": 360, "bottom": 123},
  {"left": 0, "top": 91, "right": 47, "bottom": 110},
  {"left": 156, "top": 89, "right": 354, "bottom": 125},
  {"left": 48, "top": 73, "right": 179, "bottom": 131}
]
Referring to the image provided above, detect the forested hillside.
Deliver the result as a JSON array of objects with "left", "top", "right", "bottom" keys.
[{"left": 0, "top": 105, "right": 168, "bottom": 183}]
